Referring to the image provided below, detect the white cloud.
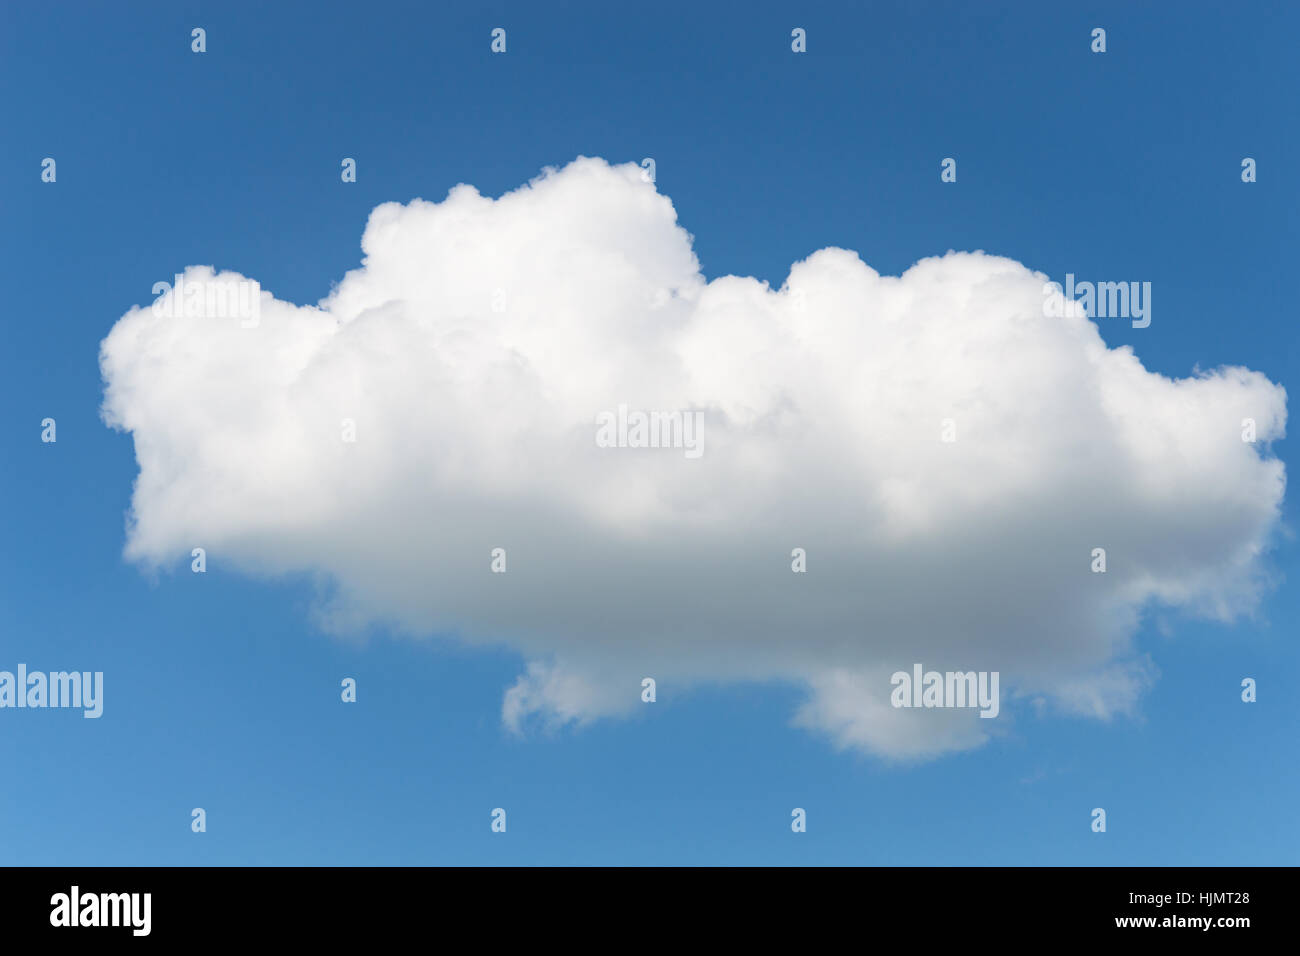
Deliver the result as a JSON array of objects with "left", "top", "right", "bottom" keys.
[{"left": 99, "top": 157, "right": 1287, "bottom": 758}]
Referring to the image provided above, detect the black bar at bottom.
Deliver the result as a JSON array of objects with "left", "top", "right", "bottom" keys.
[{"left": 0, "top": 866, "right": 1280, "bottom": 942}]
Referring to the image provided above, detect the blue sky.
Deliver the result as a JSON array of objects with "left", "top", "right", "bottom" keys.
[{"left": 1, "top": 0, "right": 1297, "bottom": 865}]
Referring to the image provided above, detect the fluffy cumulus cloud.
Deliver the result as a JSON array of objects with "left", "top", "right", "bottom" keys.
[{"left": 99, "top": 157, "right": 1287, "bottom": 759}]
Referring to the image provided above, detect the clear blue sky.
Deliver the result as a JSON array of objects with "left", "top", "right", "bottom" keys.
[{"left": 1, "top": 0, "right": 1296, "bottom": 865}]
